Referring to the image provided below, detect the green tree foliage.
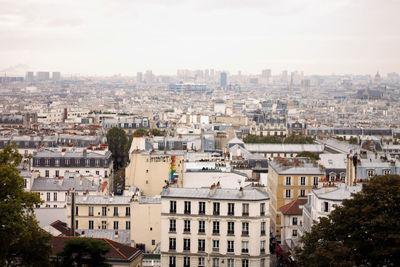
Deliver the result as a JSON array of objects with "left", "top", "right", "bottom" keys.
[
  {"left": 283, "top": 134, "right": 314, "bottom": 144},
  {"left": 349, "top": 136, "right": 358, "bottom": 144},
  {"left": 243, "top": 135, "right": 282, "bottom": 143},
  {"left": 296, "top": 151, "right": 320, "bottom": 161},
  {"left": 149, "top": 128, "right": 164, "bottom": 136},
  {"left": 0, "top": 144, "right": 52, "bottom": 266},
  {"left": 57, "top": 238, "right": 110, "bottom": 267},
  {"left": 295, "top": 175, "right": 400, "bottom": 267},
  {"left": 133, "top": 128, "right": 148, "bottom": 136},
  {"left": 106, "top": 127, "right": 128, "bottom": 170}
]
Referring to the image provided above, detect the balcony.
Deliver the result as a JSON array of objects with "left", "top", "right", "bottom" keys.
[
  {"left": 227, "top": 230, "right": 234, "bottom": 236},
  {"left": 227, "top": 248, "right": 234, "bottom": 253},
  {"left": 261, "top": 230, "right": 266, "bottom": 236},
  {"left": 184, "top": 210, "right": 191, "bottom": 215},
  {"left": 242, "top": 212, "right": 249, "bottom": 217},
  {"left": 169, "top": 228, "right": 176, "bottom": 233},
  {"left": 212, "top": 231, "right": 220, "bottom": 235},
  {"left": 241, "top": 249, "right": 249, "bottom": 254},
  {"left": 212, "top": 247, "right": 219, "bottom": 252},
  {"left": 242, "top": 231, "right": 249, "bottom": 236},
  {"left": 170, "top": 209, "right": 176, "bottom": 214},
  {"left": 260, "top": 248, "right": 265, "bottom": 254},
  {"left": 213, "top": 211, "right": 220, "bottom": 216}
]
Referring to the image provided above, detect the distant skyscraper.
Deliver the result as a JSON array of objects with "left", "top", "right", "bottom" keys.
[
  {"left": 52, "top": 72, "right": 61, "bottom": 81},
  {"left": 25, "top": 72, "right": 34, "bottom": 82},
  {"left": 220, "top": 72, "right": 227, "bottom": 87},
  {"left": 262, "top": 69, "right": 271, "bottom": 79},
  {"left": 144, "top": 70, "right": 153, "bottom": 84},
  {"left": 137, "top": 72, "right": 143, "bottom": 83},
  {"left": 281, "top": 70, "right": 288, "bottom": 82},
  {"left": 37, "top": 71, "right": 50, "bottom": 81}
]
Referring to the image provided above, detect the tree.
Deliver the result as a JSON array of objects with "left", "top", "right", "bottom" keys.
[
  {"left": 349, "top": 136, "right": 358, "bottom": 144},
  {"left": 283, "top": 134, "right": 314, "bottom": 144},
  {"left": 106, "top": 127, "right": 128, "bottom": 170},
  {"left": 133, "top": 128, "right": 148, "bottom": 136},
  {"left": 295, "top": 175, "right": 400, "bottom": 267},
  {"left": 149, "top": 128, "right": 164, "bottom": 136},
  {"left": 243, "top": 134, "right": 282, "bottom": 143},
  {"left": 57, "top": 238, "right": 110, "bottom": 267},
  {"left": 0, "top": 144, "right": 52, "bottom": 266},
  {"left": 296, "top": 151, "right": 320, "bottom": 161}
]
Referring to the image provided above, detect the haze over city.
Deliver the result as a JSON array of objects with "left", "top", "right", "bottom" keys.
[{"left": 1, "top": 0, "right": 400, "bottom": 75}]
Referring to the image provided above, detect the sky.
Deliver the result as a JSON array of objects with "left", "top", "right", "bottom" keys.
[{"left": 0, "top": 0, "right": 399, "bottom": 76}]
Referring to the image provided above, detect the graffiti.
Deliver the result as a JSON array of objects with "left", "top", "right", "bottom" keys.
[{"left": 169, "top": 156, "right": 177, "bottom": 183}]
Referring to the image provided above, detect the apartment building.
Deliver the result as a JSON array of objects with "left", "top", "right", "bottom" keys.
[
  {"left": 160, "top": 186, "right": 271, "bottom": 267},
  {"left": 267, "top": 157, "right": 324, "bottom": 239},
  {"left": 67, "top": 195, "right": 132, "bottom": 238},
  {"left": 32, "top": 147, "right": 112, "bottom": 178}
]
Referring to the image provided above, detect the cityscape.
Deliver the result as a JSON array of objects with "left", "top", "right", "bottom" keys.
[{"left": 1, "top": 1, "right": 400, "bottom": 267}]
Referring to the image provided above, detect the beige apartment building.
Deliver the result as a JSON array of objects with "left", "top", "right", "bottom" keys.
[
  {"left": 125, "top": 151, "right": 184, "bottom": 196},
  {"left": 67, "top": 195, "right": 132, "bottom": 233},
  {"left": 160, "top": 186, "right": 271, "bottom": 267},
  {"left": 267, "top": 157, "right": 324, "bottom": 239},
  {"left": 131, "top": 195, "right": 162, "bottom": 253}
]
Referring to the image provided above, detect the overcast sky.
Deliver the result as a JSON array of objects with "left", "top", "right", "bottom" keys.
[{"left": 0, "top": 0, "right": 399, "bottom": 76}]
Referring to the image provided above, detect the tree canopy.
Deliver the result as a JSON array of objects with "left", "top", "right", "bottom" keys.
[
  {"left": 283, "top": 134, "right": 314, "bottom": 144},
  {"left": 149, "top": 128, "right": 164, "bottom": 136},
  {"left": 132, "top": 128, "right": 148, "bottom": 136},
  {"left": 56, "top": 238, "right": 110, "bottom": 267},
  {"left": 106, "top": 127, "right": 128, "bottom": 170},
  {"left": 295, "top": 175, "right": 400, "bottom": 267},
  {"left": 0, "top": 144, "right": 52, "bottom": 266},
  {"left": 243, "top": 135, "right": 282, "bottom": 143}
]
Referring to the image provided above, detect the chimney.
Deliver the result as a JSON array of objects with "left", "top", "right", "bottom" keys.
[
  {"left": 239, "top": 187, "right": 243, "bottom": 197},
  {"left": 209, "top": 183, "right": 216, "bottom": 196},
  {"left": 114, "top": 231, "right": 119, "bottom": 238}
]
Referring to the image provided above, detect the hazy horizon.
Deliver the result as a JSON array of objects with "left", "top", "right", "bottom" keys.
[{"left": 1, "top": 0, "right": 399, "bottom": 76}]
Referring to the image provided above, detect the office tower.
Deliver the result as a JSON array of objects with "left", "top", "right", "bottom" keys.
[
  {"left": 25, "top": 72, "right": 34, "bottom": 82},
  {"left": 137, "top": 72, "right": 143, "bottom": 83},
  {"left": 37, "top": 71, "right": 50, "bottom": 81},
  {"left": 281, "top": 70, "right": 288, "bottom": 82},
  {"left": 220, "top": 72, "right": 227, "bottom": 87},
  {"left": 144, "top": 70, "right": 153, "bottom": 84},
  {"left": 262, "top": 69, "right": 271, "bottom": 79},
  {"left": 52, "top": 72, "right": 61, "bottom": 81}
]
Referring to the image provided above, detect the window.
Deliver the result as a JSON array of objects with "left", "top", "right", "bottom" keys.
[
  {"left": 89, "top": 206, "right": 94, "bottom": 216},
  {"left": 242, "top": 259, "right": 249, "bottom": 267},
  {"left": 53, "top": 192, "right": 57, "bottom": 201},
  {"left": 184, "top": 201, "right": 191, "bottom": 214},
  {"left": 260, "top": 203, "right": 265, "bottom": 215},
  {"left": 313, "top": 176, "right": 319, "bottom": 186},
  {"left": 300, "top": 176, "right": 306, "bottom": 185},
  {"left": 75, "top": 206, "right": 79, "bottom": 216},
  {"left": 293, "top": 229, "right": 298, "bottom": 236},
  {"left": 126, "top": 221, "right": 131, "bottom": 230},
  {"left": 45, "top": 159, "right": 50, "bottom": 166},
  {"left": 199, "top": 201, "right": 205, "bottom": 214},
  {"left": 213, "top": 221, "right": 220, "bottom": 234},
  {"left": 212, "top": 258, "right": 219, "bottom": 267},
  {"left": 242, "top": 241, "right": 249, "bottom": 253},
  {"left": 75, "top": 159, "right": 80, "bottom": 166},
  {"left": 169, "top": 238, "right": 176, "bottom": 250},
  {"left": 227, "top": 240, "right": 234, "bottom": 253},
  {"left": 257, "top": 239, "right": 264, "bottom": 254},
  {"left": 23, "top": 179, "right": 27, "bottom": 188},
  {"left": 286, "top": 176, "right": 291, "bottom": 185},
  {"left": 261, "top": 259, "right": 265, "bottom": 267},
  {"left": 199, "top": 221, "right": 205, "bottom": 233},
  {"left": 261, "top": 221, "right": 266, "bottom": 235},
  {"left": 227, "top": 221, "right": 235, "bottom": 235},
  {"left": 65, "top": 159, "right": 70, "bottom": 166},
  {"left": 169, "top": 219, "right": 176, "bottom": 232},
  {"left": 183, "top": 238, "right": 191, "bottom": 251},
  {"left": 45, "top": 170, "right": 49, "bottom": 178},
  {"left": 113, "top": 221, "right": 119, "bottom": 230},
  {"left": 212, "top": 240, "right": 219, "bottom": 251},
  {"left": 227, "top": 259, "right": 234, "bottom": 267},
  {"left": 367, "top": 169, "right": 375, "bottom": 177},
  {"left": 170, "top": 201, "right": 176, "bottom": 213},
  {"left": 96, "top": 171, "right": 100, "bottom": 175},
  {"left": 114, "top": 207, "right": 119, "bottom": 216},
  {"left": 293, "top": 217, "right": 298, "bottom": 225},
  {"left": 55, "top": 159, "right": 60, "bottom": 167},
  {"left": 242, "top": 222, "right": 249, "bottom": 236},
  {"left": 286, "top": 189, "right": 291, "bottom": 198},
  {"left": 198, "top": 239, "right": 205, "bottom": 252},
  {"left": 213, "top": 202, "right": 220, "bottom": 215},
  {"left": 184, "top": 220, "right": 191, "bottom": 233},
  {"left": 228, "top": 203, "right": 235, "bottom": 215},
  {"left": 323, "top": 201, "right": 329, "bottom": 212},
  {"left": 95, "top": 159, "right": 100, "bottom": 167},
  {"left": 55, "top": 170, "right": 59, "bottom": 177},
  {"left": 198, "top": 257, "right": 205, "bottom": 267},
  {"left": 89, "top": 220, "right": 94, "bottom": 229},
  {"left": 46, "top": 192, "right": 50, "bottom": 201},
  {"left": 384, "top": 169, "right": 391, "bottom": 175},
  {"left": 169, "top": 256, "right": 176, "bottom": 267},
  {"left": 102, "top": 207, "right": 107, "bottom": 216},
  {"left": 75, "top": 220, "right": 78, "bottom": 230},
  {"left": 85, "top": 159, "right": 90, "bottom": 167},
  {"left": 101, "top": 220, "right": 107, "bottom": 229},
  {"left": 242, "top": 203, "right": 249, "bottom": 216},
  {"left": 126, "top": 207, "right": 130, "bottom": 216},
  {"left": 184, "top": 257, "right": 190, "bottom": 267},
  {"left": 300, "top": 189, "right": 306, "bottom": 197}
]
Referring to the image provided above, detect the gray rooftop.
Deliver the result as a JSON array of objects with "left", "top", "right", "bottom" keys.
[
  {"left": 245, "top": 143, "right": 324, "bottom": 153},
  {"left": 71, "top": 195, "right": 132, "bottom": 205},
  {"left": 31, "top": 177, "right": 99, "bottom": 192},
  {"left": 161, "top": 187, "right": 269, "bottom": 201},
  {"left": 313, "top": 183, "right": 362, "bottom": 201}
]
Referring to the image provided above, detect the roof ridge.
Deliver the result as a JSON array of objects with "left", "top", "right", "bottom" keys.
[{"left": 103, "top": 238, "right": 128, "bottom": 260}]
